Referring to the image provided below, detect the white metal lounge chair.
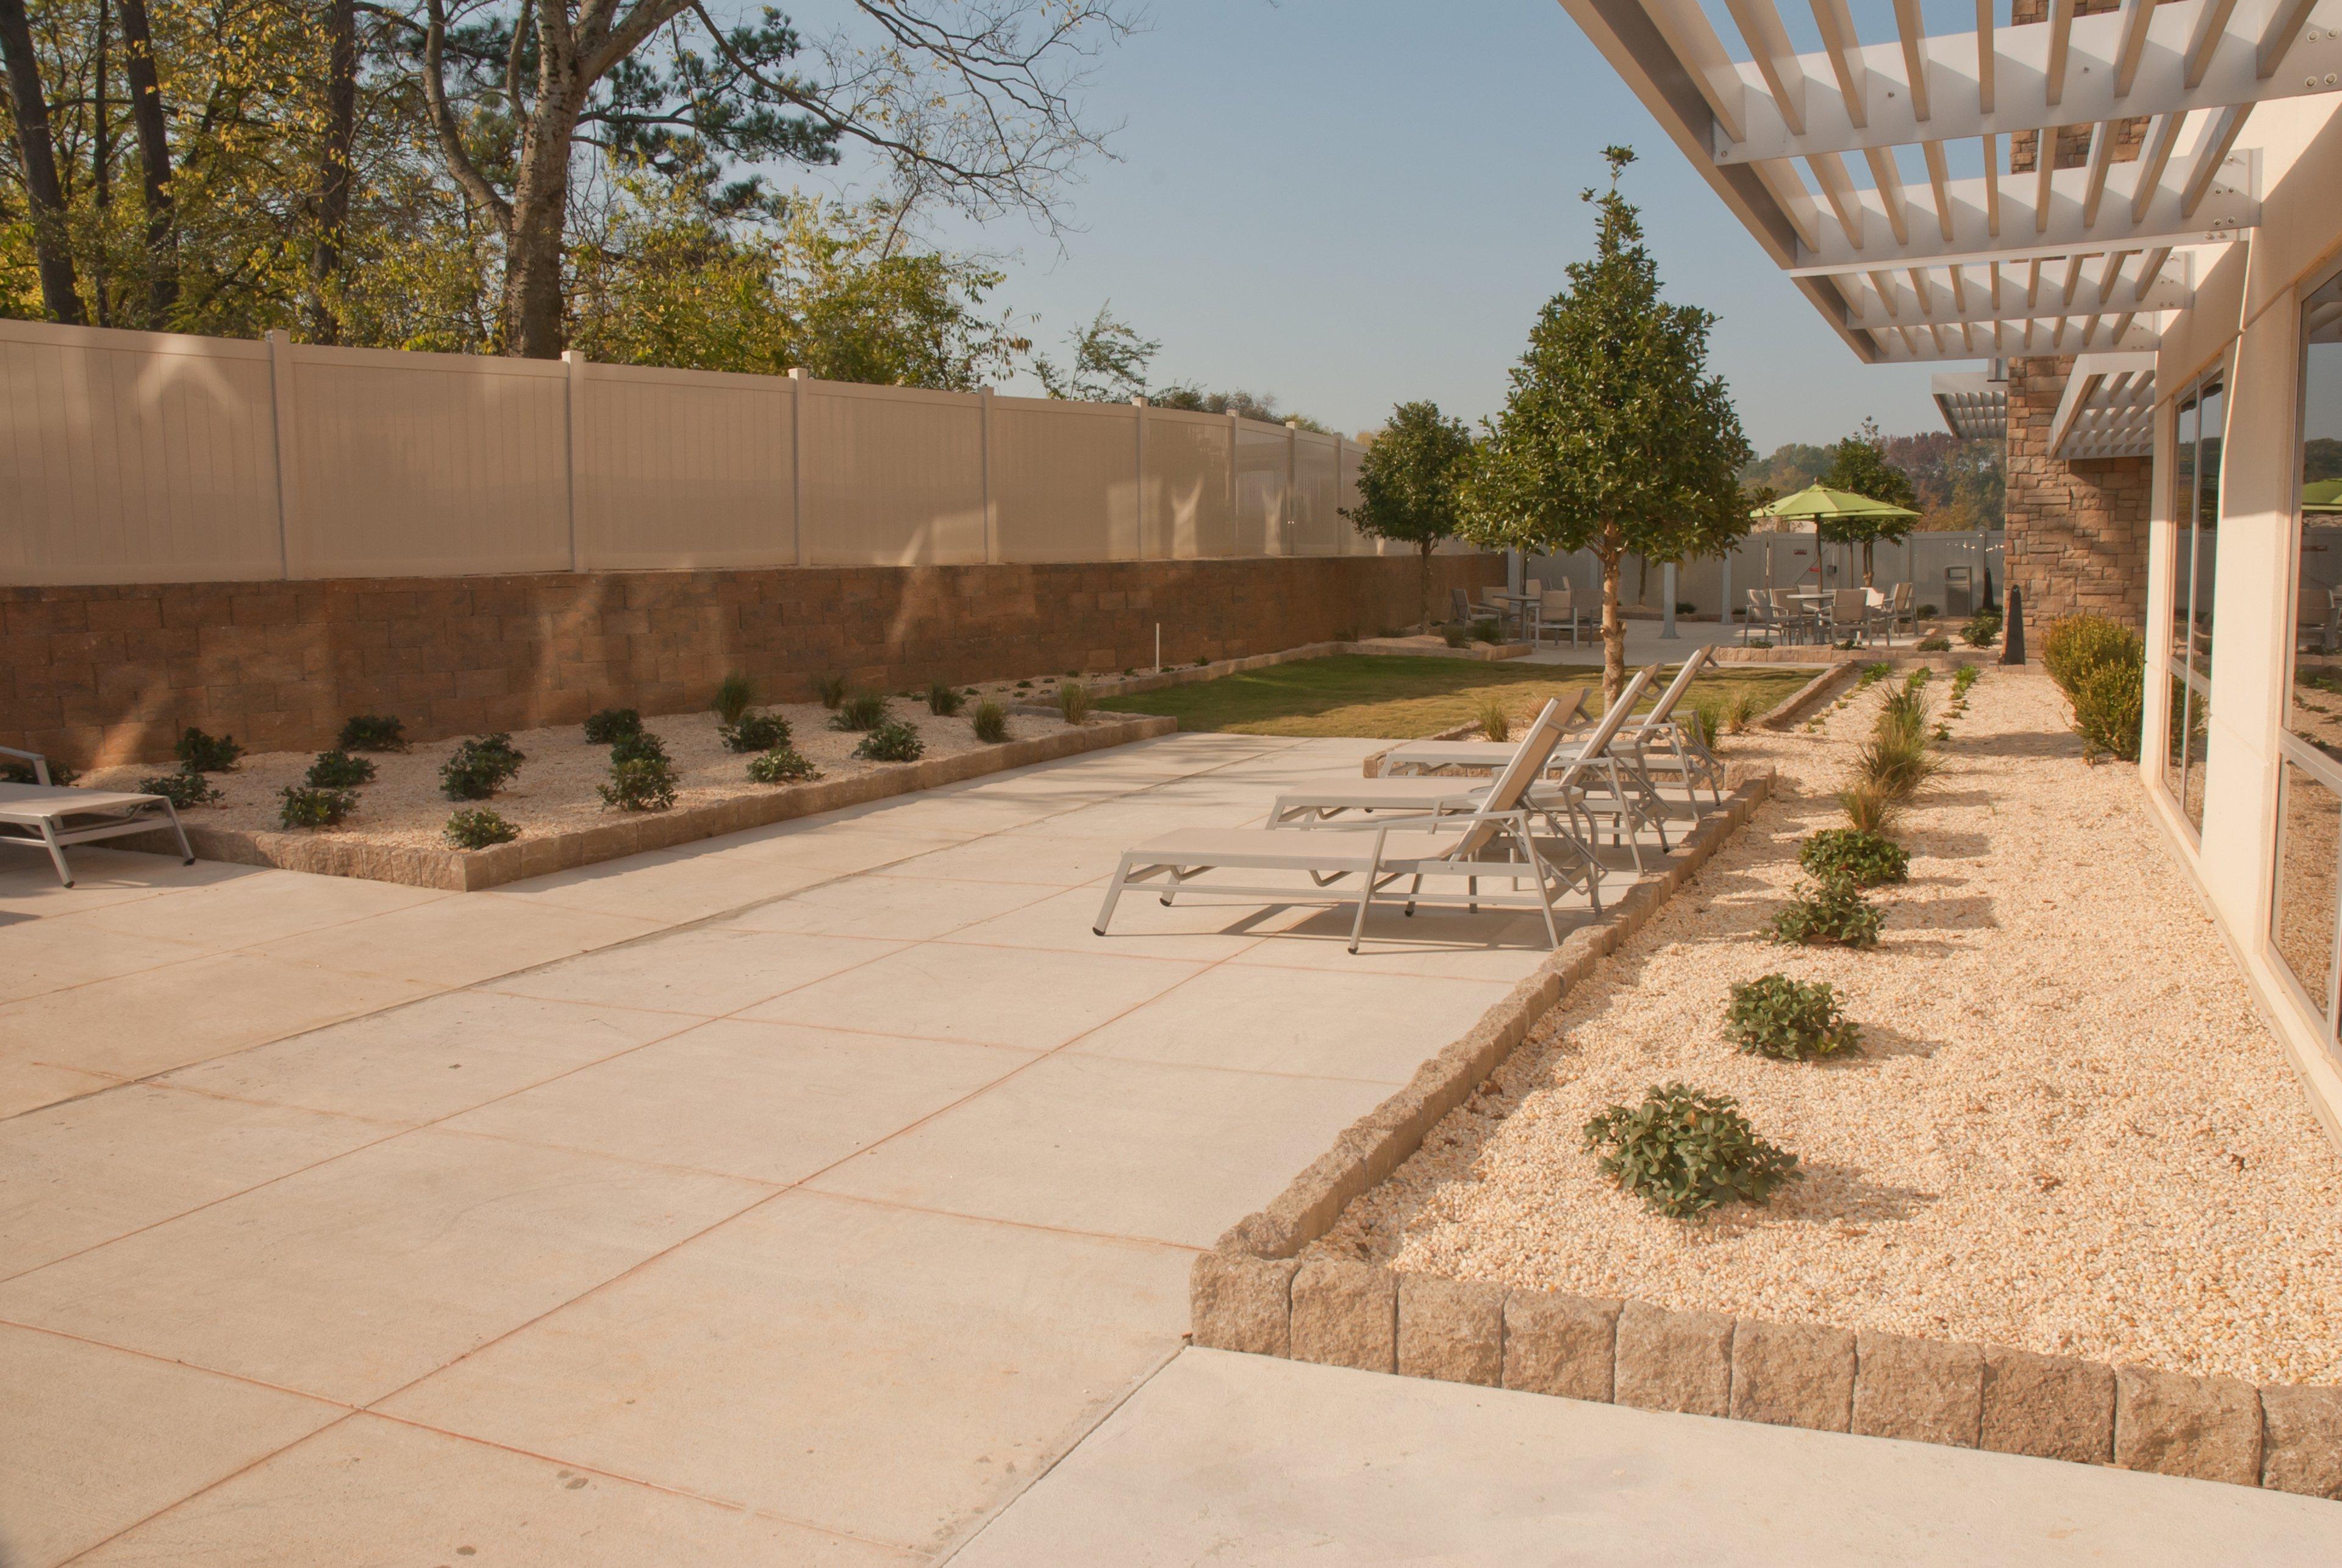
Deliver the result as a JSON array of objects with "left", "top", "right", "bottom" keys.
[
  {"left": 1092, "top": 700, "right": 1591, "bottom": 952},
  {"left": 0, "top": 748, "right": 193, "bottom": 887}
]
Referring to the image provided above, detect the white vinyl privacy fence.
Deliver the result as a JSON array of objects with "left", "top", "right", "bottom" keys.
[{"left": 0, "top": 319, "right": 1388, "bottom": 586}]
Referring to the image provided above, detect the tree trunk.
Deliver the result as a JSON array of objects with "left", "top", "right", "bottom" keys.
[
  {"left": 307, "top": 0, "right": 357, "bottom": 343},
  {"left": 93, "top": 0, "right": 110, "bottom": 327},
  {"left": 500, "top": 99, "right": 579, "bottom": 357},
  {"left": 116, "top": 0, "right": 176, "bottom": 326},
  {"left": 1861, "top": 539, "right": 1875, "bottom": 587},
  {"left": 1418, "top": 540, "right": 1434, "bottom": 633},
  {"left": 0, "top": 0, "right": 85, "bottom": 324},
  {"left": 1599, "top": 529, "right": 1626, "bottom": 710}
]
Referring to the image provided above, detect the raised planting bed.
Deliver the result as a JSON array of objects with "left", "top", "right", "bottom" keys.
[
  {"left": 94, "top": 701, "right": 1172, "bottom": 891},
  {"left": 1193, "top": 668, "right": 2342, "bottom": 1497}
]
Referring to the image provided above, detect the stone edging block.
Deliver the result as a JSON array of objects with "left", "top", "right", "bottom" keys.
[{"left": 1731, "top": 1317, "right": 1855, "bottom": 1432}]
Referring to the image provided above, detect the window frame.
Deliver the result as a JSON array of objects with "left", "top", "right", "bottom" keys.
[{"left": 2160, "top": 360, "right": 2227, "bottom": 836}]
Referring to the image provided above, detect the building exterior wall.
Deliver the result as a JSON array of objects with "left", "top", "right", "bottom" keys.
[
  {"left": 0, "top": 554, "right": 1503, "bottom": 768},
  {"left": 2002, "top": 356, "right": 2154, "bottom": 631}
]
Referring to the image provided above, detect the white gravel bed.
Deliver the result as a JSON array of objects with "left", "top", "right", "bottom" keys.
[
  {"left": 82, "top": 697, "right": 1076, "bottom": 852},
  {"left": 1314, "top": 666, "right": 2342, "bottom": 1387}
]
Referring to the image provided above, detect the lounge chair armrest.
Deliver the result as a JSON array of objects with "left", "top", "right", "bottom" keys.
[{"left": 0, "top": 745, "right": 51, "bottom": 786}]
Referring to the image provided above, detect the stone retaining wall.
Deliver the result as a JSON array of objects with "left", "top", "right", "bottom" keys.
[{"left": 1191, "top": 770, "right": 2342, "bottom": 1498}]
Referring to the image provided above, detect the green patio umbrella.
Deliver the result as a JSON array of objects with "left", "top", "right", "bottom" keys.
[
  {"left": 1753, "top": 484, "right": 1921, "bottom": 589},
  {"left": 2305, "top": 478, "right": 2342, "bottom": 514}
]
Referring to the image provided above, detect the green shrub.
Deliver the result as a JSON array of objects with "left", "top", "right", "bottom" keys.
[
  {"left": 1799, "top": 827, "right": 1908, "bottom": 887},
  {"left": 1687, "top": 698, "right": 1722, "bottom": 751},
  {"left": 176, "top": 727, "right": 243, "bottom": 772},
  {"left": 1875, "top": 684, "right": 1933, "bottom": 753},
  {"left": 1962, "top": 609, "right": 2003, "bottom": 647},
  {"left": 2072, "top": 659, "right": 2145, "bottom": 761},
  {"left": 711, "top": 673, "right": 756, "bottom": 726},
  {"left": 854, "top": 718, "right": 925, "bottom": 762},
  {"left": 720, "top": 711, "right": 791, "bottom": 753},
  {"left": 440, "top": 734, "right": 525, "bottom": 800},
  {"left": 927, "top": 681, "right": 965, "bottom": 717},
  {"left": 2, "top": 755, "right": 79, "bottom": 786},
  {"left": 816, "top": 675, "right": 850, "bottom": 709},
  {"left": 444, "top": 807, "right": 519, "bottom": 849},
  {"left": 138, "top": 767, "right": 221, "bottom": 807},
  {"left": 972, "top": 700, "right": 1009, "bottom": 743},
  {"left": 1469, "top": 618, "right": 1502, "bottom": 644},
  {"left": 1582, "top": 1083, "right": 1803, "bottom": 1219},
  {"left": 1770, "top": 878, "right": 1883, "bottom": 948},
  {"left": 1951, "top": 665, "right": 1979, "bottom": 699},
  {"left": 1194, "top": 656, "right": 1211, "bottom": 667},
  {"left": 1856, "top": 663, "right": 1891, "bottom": 689},
  {"left": 1442, "top": 624, "right": 1469, "bottom": 648},
  {"left": 2041, "top": 615, "right": 2140, "bottom": 695},
  {"left": 609, "top": 728, "right": 670, "bottom": 767},
  {"left": 830, "top": 691, "right": 888, "bottom": 731},
  {"left": 746, "top": 745, "right": 820, "bottom": 784},
  {"left": 1727, "top": 975, "right": 1863, "bottom": 1061},
  {"left": 1838, "top": 782, "right": 1899, "bottom": 836},
  {"left": 278, "top": 784, "right": 356, "bottom": 829},
  {"left": 1915, "top": 635, "right": 1952, "bottom": 653},
  {"left": 583, "top": 708, "right": 641, "bottom": 744},
  {"left": 1919, "top": 603, "right": 1939, "bottom": 618},
  {"left": 1057, "top": 682, "right": 1095, "bottom": 725},
  {"left": 304, "top": 749, "right": 376, "bottom": 789},
  {"left": 335, "top": 714, "right": 407, "bottom": 752},
  {"left": 600, "top": 756, "right": 678, "bottom": 811}
]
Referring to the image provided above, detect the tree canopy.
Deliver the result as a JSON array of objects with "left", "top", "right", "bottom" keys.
[
  {"left": 1342, "top": 399, "right": 1473, "bottom": 629},
  {"left": 1822, "top": 418, "right": 1919, "bottom": 582},
  {"left": 1461, "top": 145, "right": 1752, "bottom": 701}
]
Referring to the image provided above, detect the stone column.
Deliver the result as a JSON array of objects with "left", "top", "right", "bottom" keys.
[{"left": 2002, "top": 356, "right": 2152, "bottom": 637}]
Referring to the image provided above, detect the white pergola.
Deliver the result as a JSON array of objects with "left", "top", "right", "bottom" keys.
[{"left": 1558, "top": 0, "right": 2342, "bottom": 371}]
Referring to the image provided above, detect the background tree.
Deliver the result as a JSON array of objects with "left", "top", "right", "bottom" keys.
[
  {"left": 1033, "top": 302, "right": 1156, "bottom": 401},
  {"left": 1148, "top": 383, "right": 1329, "bottom": 432},
  {"left": 1823, "top": 417, "right": 1920, "bottom": 584},
  {"left": 1461, "top": 146, "right": 1752, "bottom": 704},
  {"left": 1342, "top": 399, "right": 1472, "bottom": 631},
  {"left": 0, "top": 0, "right": 85, "bottom": 322}
]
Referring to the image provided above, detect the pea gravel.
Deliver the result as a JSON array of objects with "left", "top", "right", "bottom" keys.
[{"left": 1313, "top": 665, "right": 2342, "bottom": 1387}]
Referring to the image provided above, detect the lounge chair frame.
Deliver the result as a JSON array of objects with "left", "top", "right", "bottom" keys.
[{"left": 0, "top": 748, "right": 195, "bottom": 888}]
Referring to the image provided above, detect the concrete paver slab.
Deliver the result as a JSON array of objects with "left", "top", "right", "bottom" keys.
[
  {"left": 864, "top": 832, "right": 1133, "bottom": 889},
  {"left": 806, "top": 1052, "right": 1391, "bottom": 1247},
  {"left": 0, "top": 922, "right": 240, "bottom": 1004},
  {"left": 491, "top": 927, "right": 906, "bottom": 1017},
  {"left": 378, "top": 1191, "right": 1190, "bottom": 1555},
  {"left": 486, "top": 848, "right": 838, "bottom": 925},
  {"left": 937, "top": 884, "right": 1298, "bottom": 962},
  {"left": 0, "top": 1325, "right": 343, "bottom": 1568},
  {"left": 0, "top": 1128, "right": 768, "bottom": 1404},
  {"left": 39, "top": 866, "right": 447, "bottom": 952},
  {"left": 711, "top": 873, "right": 1047, "bottom": 941},
  {"left": 0, "top": 1061, "right": 118, "bottom": 1120},
  {"left": 249, "top": 895, "right": 662, "bottom": 990},
  {"left": 950, "top": 1347, "right": 2342, "bottom": 1566},
  {"left": 745, "top": 942, "right": 1204, "bottom": 1050}
]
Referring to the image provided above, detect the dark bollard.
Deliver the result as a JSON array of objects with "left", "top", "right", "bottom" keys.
[{"left": 2001, "top": 586, "right": 2025, "bottom": 665}]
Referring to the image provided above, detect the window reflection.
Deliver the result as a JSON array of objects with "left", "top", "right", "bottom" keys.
[
  {"left": 2274, "top": 763, "right": 2342, "bottom": 1026},
  {"left": 2166, "top": 376, "right": 2219, "bottom": 829},
  {"left": 2290, "top": 273, "right": 2342, "bottom": 757}
]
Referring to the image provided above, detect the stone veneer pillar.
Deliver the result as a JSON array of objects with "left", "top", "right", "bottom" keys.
[{"left": 2002, "top": 356, "right": 2152, "bottom": 633}]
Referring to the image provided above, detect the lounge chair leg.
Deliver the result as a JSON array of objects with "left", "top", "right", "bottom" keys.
[
  {"left": 1405, "top": 873, "right": 1421, "bottom": 917},
  {"left": 40, "top": 822, "right": 73, "bottom": 888},
  {"left": 1093, "top": 859, "right": 1134, "bottom": 936},
  {"left": 163, "top": 801, "right": 195, "bottom": 865}
]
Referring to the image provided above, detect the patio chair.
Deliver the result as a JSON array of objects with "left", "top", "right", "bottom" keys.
[
  {"left": 1823, "top": 588, "right": 1871, "bottom": 646},
  {"left": 1092, "top": 699, "right": 1597, "bottom": 951},
  {"left": 1859, "top": 587, "right": 1898, "bottom": 648},
  {"left": 1767, "top": 589, "right": 1815, "bottom": 645},
  {"left": 1888, "top": 582, "right": 1917, "bottom": 638},
  {"left": 0, "top": 747, "right": 195, "bottom": 887},
  {"left": 1530, "top": 587, "right": 1583, "bottom": 648}
]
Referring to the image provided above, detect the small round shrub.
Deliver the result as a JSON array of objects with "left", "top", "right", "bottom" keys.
[
  {"left": 972, "top": 700, "right": 1009, "bottom": 743},
  {"left": 335, "top": 714, "right": 407, "bottom": 752},
  {"left": 1469, "top": 618, "right": 1502, "bottom": 644},
  {"left": 1799, "top": 827, "right": 1908, "bottom": 887},
  {"left": 582, "top": 708, "right": 642, "bottom": 745},
  {"left": 2, "top": 755, "right": 79, "bottom": 786},
  {"left": 2041, "top": 614, "right": 2143, "bottom": 698},
  {"left": 599, "top": 756, "right": 678, "bottom": 812},
  {"left": 304, "top": 748, "right": 377, "bottom": 789},
  {"left": 609, "top": 728, "right": 670, "bottom": 767},
  {"left": 1961, "top": 609, "right": 2003, "bottom": 648},
  {"left": 853, "top": 718, "right": 925, "bottom": 763},
  {"left": 440, "top": 734, "right": 525, "bottom": 801},
  {"left": 720, "top": 711, "right": 792, "bottom": 753},
  {"left": 746, "top": 745, "right": 820, "bottom": 784},
  {"left": 711, "top": 673, "right": 756, "bottom": 726},
  {"left": 278, "top": 784, "right": 356, "bottom": 829},
  {"left": 1769, "top": 878, "right": 1883, "bottom": 948},
  {"left": 815, "top": 675, "right": 850, "bottom": 709},
  {"left": 1951, "top": 664, "right": 1979, "bottom": 698},
  {"left": 1727, "top": 975, "right": 1863, "bottom": 1061},
  {"left": 176, "top": 727, "right": 243, "bottom": 772},
  {"left": 2071, "top": 659, "right": 2144, "bottom": 761},
  {"left": 138, "top": 767, "right": 221, "bottom": 807},
  {"left": 1915, "top": 634, "right": 1952, "bottom": 653},
  {"left": 829, "top": 692, "right": 889, "bottom": 731},
  {"left": 928, "top": 681, "right": 965, "bottom": 717},
  {"left": 1581, "top": 1083, "right": 1802, "bottom": 1219},
  {"left": 444, "top": 808, "right": 519, "bottom": 850}
]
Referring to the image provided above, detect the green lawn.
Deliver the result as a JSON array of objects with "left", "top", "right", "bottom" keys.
[{"left": 1102, "top": 654, "right": 1813, "bottom": 739}]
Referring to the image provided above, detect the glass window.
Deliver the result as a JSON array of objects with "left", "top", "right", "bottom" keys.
[
  {"left": 2274, "top": 761, "right": 2342, "bottom": 1025},
  {"left": 2164, "top": 376, "right": 2220, "bottom": 830}
]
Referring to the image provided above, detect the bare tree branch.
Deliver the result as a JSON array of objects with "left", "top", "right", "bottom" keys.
[{"left": 423, "top": 0, "right": 512, "bottom": 232}]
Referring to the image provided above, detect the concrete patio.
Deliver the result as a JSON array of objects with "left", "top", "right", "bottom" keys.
[{"left": 0, "top": 732, "right": 1581, "bottom": 1565}]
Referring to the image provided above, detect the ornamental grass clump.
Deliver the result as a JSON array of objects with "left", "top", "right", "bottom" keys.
[
  {"left": 1688, "top": 697, "right": 1722, "bottom": 751},
  {"left": 443, "top": 808, "right": 518, "bottom": 850},
  {"left": 138, "top": 767, "right": 221, "bottom": 808},
  {"left": 1583, "top": 1083, "right": 1802, "bottom": 1219},
  {"left": 1727, "top": 975, "right": 1862, "bottom": 1061},
  {"left": 972, "top": 700, "right": 1009, "bottom": 743},
  {"left": 278, "top": 784, "right": 356, "bottom": 829},
  {"left": 336, "top": 714, "right": 407, "bottom": 752},
  {"left": 1725, "top": 689, "right": 1761, "bottom": 734},
  {"left": 440, "top": 734, "right": 525, "bottom": 800},
  {"left": 830, "top": 691, "right": 888, "bottom": 731},
  {"left": 582, "top": 708, "right": 641, "bottom": 744},
  {"left": 1057, "top": 682, "right": 1095, "bottom": 724},
  {"left": 1838, "top": 782, "right": 1899, "bottom": 836},
  {"left": 1770, "top": 876, "right": 1883, "bottom": 947},
  {"left": 927, "top": 681, "right": 965, "bottom": 716},
  {"left": 176, "top": 727, "right": 242, "bottom": 772},
  {"left": 747, "top": 745, "right": 820, "bottom": 784},
  {"left": 304, "top": 749, "right": 376, "bottom": 790},
  {"left": 1799, "top": 826, "right": 1908, "bottom": 887},
  {"left": 853, "top": 718, "right": 925, "bottom": 763},
  {"left": 712, "top": 673, "right": 756, "bottom": 726},
  {"left": 1474, "top": 693, "right": 1511, "bottom": 743},
  {"left": 720, "top": 711, "right": 790, "bottom": 753},
  {"left": 816, "top": 675, "right": 850, "bottom": 709}
]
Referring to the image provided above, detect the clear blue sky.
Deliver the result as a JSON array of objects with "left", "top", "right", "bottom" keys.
[{"left": 795, "top": 0, "right": 1947, "bottom": 451}]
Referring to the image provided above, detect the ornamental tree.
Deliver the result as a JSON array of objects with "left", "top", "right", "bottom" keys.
[
  {"left": 1461, "top": 146, "right": 1753, "bottom": 706},
  {"left": 1823, "top": 418, "right": 1921, "bottom": 584},
  {"left": 1342, "top": 400, "right": 1475, "bottom": 631}
]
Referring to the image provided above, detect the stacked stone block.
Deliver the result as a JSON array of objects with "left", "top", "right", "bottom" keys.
[{"left": 2004, "top": 356, "right": 2153, "bottom": 634}]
